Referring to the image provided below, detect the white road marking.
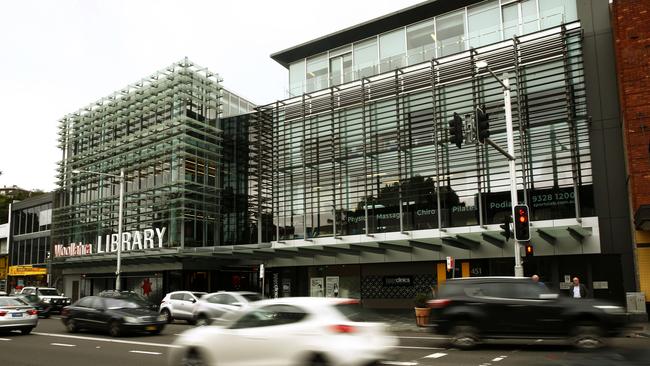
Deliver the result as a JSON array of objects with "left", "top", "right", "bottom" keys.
[
  {"left": 0, "top": 338, "right": 11, "bottom": 341},
  {"left": 394, "top": 346, "right": 445, "bottom": 350},
  {"left": 491, "top": 355, "right": 508, "bottom": 362},
  {"left": 174, "top": 334, "right": 182, "bottom": 336},
  {"left": 396, "top": 336, "right": 450, "bottom": 340},
  {"left": 380, "top": 362, "right": 419, "bottom": 366},
  {"left": 51, "top": 343, "right": 76, "bottom": 347},
  {"left": 129, "top": 350, "right": 162, "bottom": 355},
  {"left": 424, "top": 352, "right": 447, "bottom": 359},
  {"left": 33, "top": 332, "right": 181, "bottom": 348}
]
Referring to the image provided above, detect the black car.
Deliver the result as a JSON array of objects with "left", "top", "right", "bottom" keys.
[
  {"left": 61, "top": 296, "right": 166, "bottom": 337},
  {"left": 15, "top": 294, "right": 52, "bottom": 318},
  {"left": 428, "top": 277, "right": 627, "bottom": 349},
  {"left": 98, "top": 290, "right": 159, "bottom": 312}
]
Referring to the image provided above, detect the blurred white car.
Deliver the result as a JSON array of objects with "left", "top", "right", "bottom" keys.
[
  {"left": 192, "top": 291, "right": 262, "bottom": 326},
  {"left": 168, "top": 297, "right": 398, "bottom": 366}
]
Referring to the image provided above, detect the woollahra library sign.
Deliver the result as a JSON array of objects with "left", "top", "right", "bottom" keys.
[{"left": 54, "top": 228, "right": 166, "bottom": 257}]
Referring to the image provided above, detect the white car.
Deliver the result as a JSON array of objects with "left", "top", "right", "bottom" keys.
[
  {"left": 168, "top": 297, "right": 398, "bottom": 366},
  {"left": 192, "top": 291, "right": 262, "bottom": 326},
  {"left": 160, "top": 291, "right": 207, "bottom": 324}
]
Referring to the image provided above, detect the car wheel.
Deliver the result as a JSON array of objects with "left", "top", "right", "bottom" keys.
[
  {"left": 20, "top": 327, "right": 33, "bottom": 335},
  {"left": 308, "top": 354, "right": 329, "bottom": 366},
  {"left": 449, "top": 322, "right": 480, "bottom": 350},
  {"left": 181, "top": 349, "right": 206, "bottom": 366},
  {"left": 109, "top": 320, "right": 122, "bottom": 337},
  {"left": 161, "top": 309, "right": 173, "bottom": 324},
  {"left": 195, "top": 314, "right": 211, "bottom": 327},
  {"left": 571, "top": 323, "right": 604, "bottom": 350},
  {"left": 187, "top": 318, "right": 197, "bottom": 325},
  {"left": 65, "top": 319, "right": 78, "bottom": 333}
]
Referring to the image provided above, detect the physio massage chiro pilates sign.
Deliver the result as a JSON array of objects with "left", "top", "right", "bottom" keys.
[{"left": 54, "top": 227, "right": 167, "bottom": 257}]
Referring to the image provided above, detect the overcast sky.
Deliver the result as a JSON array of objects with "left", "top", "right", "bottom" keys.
[{"left": 0, "top": 0, "right": 423, "bottom": 192}]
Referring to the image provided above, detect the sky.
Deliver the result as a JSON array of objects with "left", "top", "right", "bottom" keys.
[{"left": 0, "top": 0, "right": 424, "bottom": 192}]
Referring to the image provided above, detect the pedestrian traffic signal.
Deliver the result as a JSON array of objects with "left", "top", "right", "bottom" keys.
[
  {"left": 514, "top": 204, "right": 530, "bottom": 241},
  {"left": 476, "top": 105, "right": 490, "bottom": 144},
  {"left": 500, "top": 216, "right": 511, "bottom": 241},
  {"left": 525, "top": 243, "right": 534, "bottom": 256},
  {"left": 449, "top": 112, "right": 463, "bottom": 149}
]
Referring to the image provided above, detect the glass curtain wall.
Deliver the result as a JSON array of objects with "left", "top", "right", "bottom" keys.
[
  {"left": 379, "top": 29, "right": 406, "bottom": 72},
  {"left": 406, "top": 20, "right": 435, "bottom": 65},
  {"left": 271, "top": 24, "right": 590, "bottom": 240}
]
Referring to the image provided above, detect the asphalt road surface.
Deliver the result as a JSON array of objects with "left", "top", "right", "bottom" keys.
[{"left": 0, "top": 317, "right": 648, "bottom": 366}]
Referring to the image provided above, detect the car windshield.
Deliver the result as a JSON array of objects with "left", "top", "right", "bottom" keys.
[
  {"left": 38, "top": 289, "right": 60, "bottom": 296},
  {"left": 104, "top": 298, "right": 147, "bottom": 309},
  {"left": 333, "top": 301, "right": 377, "bottom": 322},
  {"left": 21, "top": 295, "right": 39, "bottom": 303},
  {"left": 242, "top": 294, "right": 262, "bottom": 302},
  {"left": 0, "top": 298, "right": 26, "bottom": 307}
]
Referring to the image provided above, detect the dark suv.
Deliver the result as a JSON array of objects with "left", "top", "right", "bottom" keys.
[{"left": 428, "top": 277, "right": 627, "bottom": 349}]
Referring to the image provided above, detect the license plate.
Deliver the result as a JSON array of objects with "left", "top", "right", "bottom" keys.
[
  {"left": 12, "top": 313, "right": 23, "bottom": 318},
  {"left": 146, "top": 325, "right": 157, "bottom": 331}
]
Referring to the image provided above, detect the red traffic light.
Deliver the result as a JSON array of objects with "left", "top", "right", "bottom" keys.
[
  {"left": 525, "top": 243, "right": 534, "bottom": 256},
  {"left": 514, "top": 205, "right": 530, "bottom": 241}
]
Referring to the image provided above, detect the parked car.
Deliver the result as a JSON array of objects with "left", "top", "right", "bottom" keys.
[
  {"left": 159, "top": 291, "right": 207, "bottom": 324},
  {"left": 14, "top": 294, "right": 52, "bottom": 318},
  {"left": 0, "top": 296, "right": 39, "bottom": 334},
  {"left": 192, "top": 291, "right": 262, "bottom": 326},
  {"left": 61, "top": 295, "right": 166, "bottom": 337},
  {"left": 168, "top": 297, "right": 397, "bottom": 366},
  {"left": 20, "top": 287, "right": 71, "bottom": 313},
  {"left": 98, "top": 290, "right": 158, "bottom": 311},
  {"left": 427, "top": 277, "right": 627, "bottom": 349}
]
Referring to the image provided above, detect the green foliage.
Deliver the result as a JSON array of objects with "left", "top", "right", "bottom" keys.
[
  {"left": 414, "top": 292, "right": 430, "bottom": 308},
  {"left": 0, "top": 189, "right": 45, "bottom": 224}
]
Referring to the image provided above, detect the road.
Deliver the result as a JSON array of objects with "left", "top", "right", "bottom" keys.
[{"left": 0, "top": 317, "right": 648, "bottom": 366}]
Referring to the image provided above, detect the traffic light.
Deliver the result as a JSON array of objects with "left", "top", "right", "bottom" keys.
[
  {"left": 514, "top": 204, "right": 530, "bottom": 241},
  {"left": 499, "top": 216, "right": 511, "bottom": 241},
  {"left": 525, "top": 243, "right": 534, "bottom": 257},
  {"left": 448, "top": 112, "right": 463, "bottom": 149},
  {"left": 476, "top": 105, "right": 490, "bottom": 144}
]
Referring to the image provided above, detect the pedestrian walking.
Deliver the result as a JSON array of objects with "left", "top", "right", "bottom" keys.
[
  {"left": 531, "top": 274, "right": 546, "bottom": 289},
  {"left": 568, "top": 276, "right": 588, "bottom": 298}
]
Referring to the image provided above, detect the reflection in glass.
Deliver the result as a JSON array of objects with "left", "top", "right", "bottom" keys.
[
  {"left": 436, "top": 10, "right": 466, "bottom": 57},
  {"left": 379, "top": 29, "right": 406, "bottom": 72},
  {"left": 407, "top": 20, "right": 435, "bottom": 65},
  {"left": 353, "top": 38, "right": 378, "bottom": 79}
]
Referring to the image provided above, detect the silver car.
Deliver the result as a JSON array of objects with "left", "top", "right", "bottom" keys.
[
  {"left": 0, "top": 297, "right": 38, "bottom": 334},
  {"left": 192, "top": 291, "right": 262, "bottom": 326}
]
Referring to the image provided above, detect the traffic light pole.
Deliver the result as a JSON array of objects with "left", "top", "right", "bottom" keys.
[{"left": 503, "top": 77, "right": 524, "bottom": 278}]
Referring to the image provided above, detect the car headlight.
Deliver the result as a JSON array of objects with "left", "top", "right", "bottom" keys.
[
  {"left": 124, "top": 316, "right": 139, "bottom": 323},
  {"left": 157, "top": 314, "right": 167, "bottom": 322},
  {"left": 42, "top": 298, "right": 51, "bottom": 303},
  {"left": 594, "top": 305, "right": 624, "bottom": 313}
]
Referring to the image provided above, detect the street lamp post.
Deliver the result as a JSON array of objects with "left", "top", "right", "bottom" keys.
[
  {"left": 475, "top": 60, "right": 524, "bottom": 278},
  {"left": 71, "top": 168, "right": 125, "bottom": 290}
]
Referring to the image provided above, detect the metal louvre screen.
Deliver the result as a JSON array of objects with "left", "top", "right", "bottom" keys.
[{"left": 267, "top": 23, "right": 590, "bottom": 241}]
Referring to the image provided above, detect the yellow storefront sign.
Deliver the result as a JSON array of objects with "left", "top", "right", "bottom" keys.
[{"left": 8, "top": 265, "right": 47, "bottom": 276}]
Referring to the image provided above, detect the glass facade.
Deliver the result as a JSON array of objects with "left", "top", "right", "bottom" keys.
[
  {"left": 53, "top": 60, "right": 225, "bottom": 249},
  {"left": 270, "top": 24, "right": 590, "bottom": 240},
  {"left": 10, "top": 198, "right": 52, "bottom": 266},
  {"left": 287, "top": 0, "right": 578, "bottom": 96}
]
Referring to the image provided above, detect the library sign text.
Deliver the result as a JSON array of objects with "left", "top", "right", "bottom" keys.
[{"left": 54, "top": 228, "right": 166, "bottom": 257}]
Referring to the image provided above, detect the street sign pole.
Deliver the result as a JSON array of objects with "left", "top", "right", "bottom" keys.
[{"left": 503, "top": 76, "right": 524, "bottom": 277}]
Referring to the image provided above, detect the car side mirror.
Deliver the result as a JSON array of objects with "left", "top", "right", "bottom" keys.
[
  {"left": 232, "top": 302, "right": 243, "bottom": 307},
  {"left": 539, "top": 293, "right": 558, "bottom": 300},
  {"left": 191, "top": 298, "right": 197, "bottom": 303}
]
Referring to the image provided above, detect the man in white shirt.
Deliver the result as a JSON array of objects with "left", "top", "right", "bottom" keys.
[{"left": 569, "top": 277, "right": 587, "bottom": 298}]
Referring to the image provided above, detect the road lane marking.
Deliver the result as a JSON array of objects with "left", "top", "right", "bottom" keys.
[
  {"left": 394, "top": 346, "right": 445, "bottom": 350},
  {"left": 33, "top": 332, "right": 181, "bottom": 348},
  {"left": 380, "top": 362, "right": 419, "bottom": 366},
  {"left": 424, "top": 352, "right": 447, "bottom": 358},
  {"left": 51, "top": 343, "right": 76, "bottom": 347},
  {"left": 130, "top": 350, "right": 162, "bottom": 355},
  {"left": 492, "top": 356, "right": 508, "bottom": 362},
  {"left": 0, "top": 338, "right": 11, "bottom": 341},
  {"left": 396, "top": 336, "right": 449, "bottom": 340}
]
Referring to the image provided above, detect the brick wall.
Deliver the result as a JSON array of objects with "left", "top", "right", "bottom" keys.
[{"left": 612, "top": 0, "right": 650, "bottom": 212}]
